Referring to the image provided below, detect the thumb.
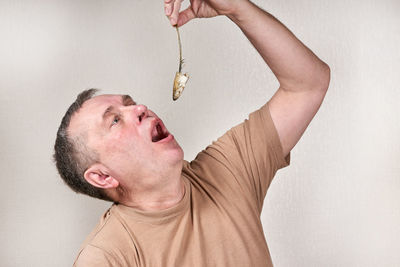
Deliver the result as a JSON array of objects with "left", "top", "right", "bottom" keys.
[{"left": 177, "top": 6, "right": 196, "bottom": 27}]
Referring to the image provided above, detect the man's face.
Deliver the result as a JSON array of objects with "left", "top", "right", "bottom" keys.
[{"left": 68, "top": 94, "right": 184, "bottom": 189}]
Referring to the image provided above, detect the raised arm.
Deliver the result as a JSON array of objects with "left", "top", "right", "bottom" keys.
[{"left": 165, "top": 0, "right": 331, "bottom": 157}]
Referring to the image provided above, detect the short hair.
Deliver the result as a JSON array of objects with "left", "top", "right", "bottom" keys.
[{"left": 53, "top": 89, "right": 112, "bottom": 202}]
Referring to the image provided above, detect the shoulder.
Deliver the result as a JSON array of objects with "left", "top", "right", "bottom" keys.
[
  {"left": 73, "top": 206, "right": 138, "bottom": 267},
  {"left": 74, "top": 244, "right": 120, "bottom": 267}
]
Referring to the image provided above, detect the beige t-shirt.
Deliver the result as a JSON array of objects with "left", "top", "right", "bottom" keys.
[{"left": 74, "top": 102, "right": 290, "bottom": 267}]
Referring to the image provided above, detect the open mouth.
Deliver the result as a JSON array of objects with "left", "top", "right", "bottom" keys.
[{"left": 151, "top": 121, "right": 169, "bottom": 142}]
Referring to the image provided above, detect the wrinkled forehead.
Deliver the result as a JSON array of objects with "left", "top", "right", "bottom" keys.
[{"left": 68, "top": 94, "right": 130, "bottom": 137}]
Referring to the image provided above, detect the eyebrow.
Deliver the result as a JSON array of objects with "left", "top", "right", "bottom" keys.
[{"left": 122, "top": 95, "right": 136, "bottom": 106}]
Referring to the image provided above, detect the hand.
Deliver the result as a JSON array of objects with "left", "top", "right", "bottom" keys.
[{"left": 164, "top": 0, "right": 246, "bottom": 27}]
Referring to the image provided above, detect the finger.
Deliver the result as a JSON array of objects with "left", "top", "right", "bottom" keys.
[
  {"left": 177, "top": 6, "right": 196, "bottom": 27},
  {"left": 170, "top": 0, "right": 183, "bottom": 26},
  {"left": 164, "top": 0, "right": 174, "bottom": 16}
]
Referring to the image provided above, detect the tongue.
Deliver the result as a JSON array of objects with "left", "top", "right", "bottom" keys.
[{"left": 152, "top": 124, "right": 165, "bottom": 142}]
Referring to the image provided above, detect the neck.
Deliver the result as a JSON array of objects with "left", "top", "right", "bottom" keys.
[{"left": 118, "top": 162, "right": 185, "bottom": 212}]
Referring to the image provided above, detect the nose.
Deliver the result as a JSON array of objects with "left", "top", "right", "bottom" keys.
[{"left": 133, "top": 104, "right": 148, "bottom": 122}]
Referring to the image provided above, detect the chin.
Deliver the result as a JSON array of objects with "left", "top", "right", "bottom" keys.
[
  {"left": 169, "top": 145, "right": 184, "bottom": 165},
  {"left": 156, "top": 137, "right": 184, "bottom": 167}
]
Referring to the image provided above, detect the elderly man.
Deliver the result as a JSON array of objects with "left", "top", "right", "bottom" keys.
[{"left": 54, "top": 0, "right": 330, "bottom": 266}]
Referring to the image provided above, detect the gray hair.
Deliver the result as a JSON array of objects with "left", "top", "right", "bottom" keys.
[{"left": 53, "top": 89, "right": 112, "bottom": 202}]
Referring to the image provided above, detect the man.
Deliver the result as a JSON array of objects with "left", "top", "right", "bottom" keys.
[{"left": 54, "top": 0, "right": 330, "bottom": 266}]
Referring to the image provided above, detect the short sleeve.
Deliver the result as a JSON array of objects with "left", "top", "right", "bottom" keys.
[
  {"left": 190, "top": 101, "right": 290, "bottom": 212},
  {"left": 246, "top": 101, "right": 291, "bottom": 171}
]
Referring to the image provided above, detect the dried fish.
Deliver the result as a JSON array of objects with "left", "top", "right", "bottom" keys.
[{"left": 172, "top": 26, "right": 189, "bottom": 101}]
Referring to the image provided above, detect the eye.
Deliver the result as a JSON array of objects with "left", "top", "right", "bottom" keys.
[{"left": 111, "top": 115, "right": 120, "bottom": 126}]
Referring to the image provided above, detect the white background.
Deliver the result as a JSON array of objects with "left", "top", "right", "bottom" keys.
[{"left": 0, "top": 0, "right": 399, "bottom": 266}]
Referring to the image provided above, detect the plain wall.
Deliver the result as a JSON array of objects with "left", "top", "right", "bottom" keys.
[{"left": 1, "top": 0, "right": 399, "bottom": 266}]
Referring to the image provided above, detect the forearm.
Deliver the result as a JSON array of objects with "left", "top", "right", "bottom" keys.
[{"left": 228, "top": 1, "right": 330, "bottom": 92}]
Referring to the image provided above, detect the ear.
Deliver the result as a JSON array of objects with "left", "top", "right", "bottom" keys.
[{"left": 83, "top": 164, "right": 119, "bottom": 189}]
